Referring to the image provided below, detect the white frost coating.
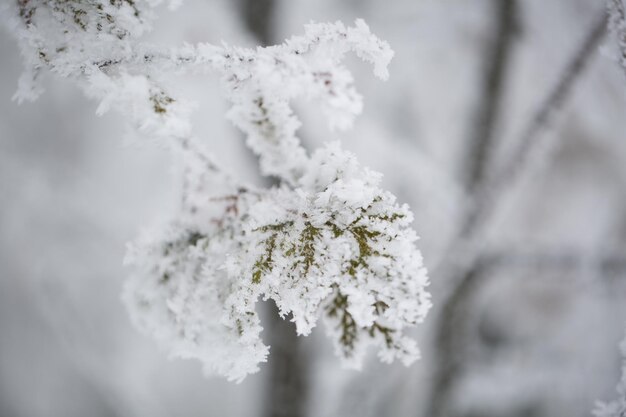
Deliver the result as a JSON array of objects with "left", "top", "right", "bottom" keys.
[
  {"left": 123, "top": 223, "right": 269, "bottom": 383},
  {"left": 3, "top": 1, "right": 429, "bottom": 382},
  {"left": 594, "top": 335, "right": 626, "bottom": 417},
  {"left": 215, "top": 18, "right": 395, "bottom": 184}
]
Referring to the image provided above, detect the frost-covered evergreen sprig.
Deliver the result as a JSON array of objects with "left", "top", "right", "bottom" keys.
[
  {"left": 608, "top": 0, "right": 626, "bottom": 79},
  {"left": 594, "top": 335, "right": 626, "bottom": 417},
  {"left": 3, "top": 0, "right": 431, "bottom": 382}
]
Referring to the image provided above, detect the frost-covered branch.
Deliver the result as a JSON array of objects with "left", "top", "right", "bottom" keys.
[
  {"left": 3, "top": 0, "right": 430, "bottom": 382},
  {"left": 7, "top": 0, "right": 393, "bottom": 185},
  {"left": 124, "top": 144, "right": 431, "bottom": 381}
]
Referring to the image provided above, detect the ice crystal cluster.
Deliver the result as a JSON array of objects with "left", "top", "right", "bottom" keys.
[
  {"left": 3, "top": 0, "right": 431, "bottom": 382},
  {"left": 594, "top": 336, "right": 626, "bottom": 417}
]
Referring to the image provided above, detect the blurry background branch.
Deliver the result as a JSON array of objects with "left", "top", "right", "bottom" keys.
[
  {"left": 464, "top": 0, "right": 519, "bottom": 192},
  {"left": 447, "top": 10, "right": 607, "bottom": 275},
  {"left": 233, "top": 2, "right": 310, "bottom": 417},
  {"left": 425, "top": 1, "right": 520, "bottom": 414},
  {"left": 479, "top": 248, "right": 626, "bottom": 277},
  {"left": 426, "top": 6, "right": 608, "bottom": 417},
  {"left": 1, "top": 2, "right": 625, "bottom": 417}
]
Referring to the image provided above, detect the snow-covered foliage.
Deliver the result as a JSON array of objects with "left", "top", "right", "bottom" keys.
[
  {"left": 3, "top": 0, "right": 430, "bottom": 381},
  {"left": 594, "top": 335, "right": 626, "bottom": 417},
  {"left": 124, "top": 143, "right": 430, "bottom": 381}
]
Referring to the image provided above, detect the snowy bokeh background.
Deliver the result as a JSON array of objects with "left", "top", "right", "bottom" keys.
[{"left": 1, "top": 1, "right": 626, "bottom": 416}]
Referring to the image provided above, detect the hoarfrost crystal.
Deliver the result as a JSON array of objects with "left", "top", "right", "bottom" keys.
[{"left": 3, "top": 0, "right": 431, "bottom": 382}]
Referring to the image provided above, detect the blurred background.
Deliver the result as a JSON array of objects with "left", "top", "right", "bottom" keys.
[{"left": 1, "top": 0, "right": 626, "bottom": 416}]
